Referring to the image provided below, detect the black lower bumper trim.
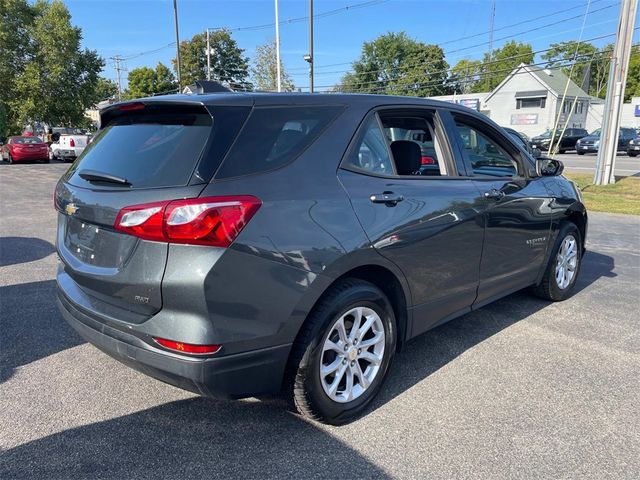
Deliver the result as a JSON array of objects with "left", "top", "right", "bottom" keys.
[{"left": 56, "top": 292, "right": 292, "bottom": 399}]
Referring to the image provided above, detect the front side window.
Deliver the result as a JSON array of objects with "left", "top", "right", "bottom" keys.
[{"left": 454, "top": 121, "right": 518, "bottom": 177}]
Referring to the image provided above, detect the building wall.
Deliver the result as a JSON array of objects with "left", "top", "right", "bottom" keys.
[
  {"left": 586, "top": 97, "right": 640, "bottom": 132},
  {"left": 483, "top": 72, "right": 558, "bottom": 137}
]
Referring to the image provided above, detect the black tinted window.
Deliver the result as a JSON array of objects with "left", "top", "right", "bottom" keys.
[
  {"left": 216, "top": 106, "right": 343, "bottom": 179},
  {"left": 454, "top": 121, "right": 518, "bottom": 177},
  {"left": 68, "top": 109, "right": 212, "bottom": 189}
]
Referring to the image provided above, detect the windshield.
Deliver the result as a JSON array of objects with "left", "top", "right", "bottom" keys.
[{"left": 589, "top": 129, "right": 601, "bottom": 137}]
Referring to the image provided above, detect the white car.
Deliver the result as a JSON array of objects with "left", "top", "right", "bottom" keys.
[{"left": 50, "top": 134, "right": 88, "bottom": 162}]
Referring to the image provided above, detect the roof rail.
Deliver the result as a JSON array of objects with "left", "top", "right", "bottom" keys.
[{"left": 182, "top": 80, "right": 234, "bottom": 94}]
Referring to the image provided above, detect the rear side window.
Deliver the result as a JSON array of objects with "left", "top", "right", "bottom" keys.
[
  {"left": 68, "top": 107, "right": 213, "bottom": 189},
  {"left": 215, "top": 105, "right": 343, "bottom": 179}
]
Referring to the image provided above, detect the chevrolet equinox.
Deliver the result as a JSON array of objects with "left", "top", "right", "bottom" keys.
[{"left": 55, "top": 92, "right": 587, "bottom": 425}]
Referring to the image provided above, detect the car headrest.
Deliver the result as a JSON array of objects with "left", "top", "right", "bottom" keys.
[{"left": 390, "top": 140, "right": 421, "bottom": 175}]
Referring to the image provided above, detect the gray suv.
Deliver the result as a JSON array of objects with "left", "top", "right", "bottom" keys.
[{"left": 55, "top": 93, "right": 587, "bottom": 424}]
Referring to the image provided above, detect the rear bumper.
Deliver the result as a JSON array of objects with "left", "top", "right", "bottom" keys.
[
  {"left": 54, "top": 149, "right": 76, "bottom": 159},
  {"left": 577, "top": 145, "right": 598, "bottom": 153},
  {"left": 56, "top": 287, "right": 292, "bottom": 399}
]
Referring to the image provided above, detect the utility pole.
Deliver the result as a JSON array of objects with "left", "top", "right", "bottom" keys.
[
  {"left": 488, "top": 0, "right": 496, "bottom": 55},
  {"left": 173, "top": 0, "right": 182, "bottom": 89},
  {"left": 308, "top": 0, "right": 314, "bottom": 93},
  {"left": 111, "top": 55, "right": 124, "bottom": 102},
  {"left": 594, "top": 0, "right": 637, "bottom": 185},
  {"left": 275, "top": 0, "right": 282, "bottom": 92},
  {"left": 206, "top": 28, "right": 211, "bottom": 81}
]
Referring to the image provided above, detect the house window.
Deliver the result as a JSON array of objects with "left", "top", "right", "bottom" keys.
[{"left": 516, "top": 97, "right": 546, "bottom": 109}]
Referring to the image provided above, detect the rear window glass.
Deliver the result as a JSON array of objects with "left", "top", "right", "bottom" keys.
[
  {"left": 67, "top": 109, "right": 212, "bottom": 189},
  {"left": 215, "top": 105, "right": 344, "bottom": 179},
  {"left": 14, "top": 137, "right": 43, "bottom": 144}
]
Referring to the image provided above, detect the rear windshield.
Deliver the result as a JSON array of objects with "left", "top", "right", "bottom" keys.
[
  {"left": 215, "top": 105, "right": 344, "bottom": 179},
  {"left": 14, "top": 137, "right": 43, "bottom": 144},
  {"left": 68, "top": 108, "right": 213, "bottom": 189}
]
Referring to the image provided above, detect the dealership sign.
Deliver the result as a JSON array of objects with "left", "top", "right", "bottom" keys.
[{"left": 511, "top": 113, "right": 539, "bottom": 125}]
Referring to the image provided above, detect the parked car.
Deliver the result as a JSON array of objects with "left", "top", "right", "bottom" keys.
[
  {"left": 530, "top": 128, "right": 588, "bottom": 154},
  {"left": 1, "top": 136, "right": 49, "bottom": 163},
  {"left": 502, "top": 127, "right": 539, "bottom": 157},
  {"left": 576, "top": 127, "right": 637, "bottom": 154},
  {"left": 50, "top": 133, "right": 88, "bottom": 162},
  {"left": 55, "top": 94, "right": 587, "bottom": 425},
  {"left": 627, "top": 135, "right": 640, "bottom": 157}
]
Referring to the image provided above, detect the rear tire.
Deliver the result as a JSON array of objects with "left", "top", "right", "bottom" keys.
[
  {"left": 628, "top": 151, "right": 638, "bottom": 157},
  {"left": 532, "top": 222, "right": 582, "bottom": 301},
  {"left": 288, "top": 279, "right": 396, "bottom": 425},
  {"left": 577, "top": 151, "right": 585, "bottom": 155}
]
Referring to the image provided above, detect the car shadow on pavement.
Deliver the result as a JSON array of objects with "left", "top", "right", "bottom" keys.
[
  {"left": 371, "top": 249, "right": 616, "bottom": 412},
  {"left": 0, "top": 237, "right": 55, "bottom": 267},
  {"left": 0, "top": 396, "right": 389, "bottom": 479},
  {"left": 0, "top": 280, "right": 83, "bottom": 384}
]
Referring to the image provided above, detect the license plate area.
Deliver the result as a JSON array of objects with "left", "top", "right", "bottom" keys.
[{"left": 64, "top": 215, "right": 137, "bottom": 268}]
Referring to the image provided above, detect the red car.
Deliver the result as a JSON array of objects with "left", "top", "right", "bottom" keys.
[{"left": 1, "top": 136, "right": 50, "bottom": 163}]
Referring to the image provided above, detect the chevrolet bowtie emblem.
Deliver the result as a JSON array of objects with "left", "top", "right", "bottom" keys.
[{"left": 65, "top": 203, "right": 79, "bottom": 215}]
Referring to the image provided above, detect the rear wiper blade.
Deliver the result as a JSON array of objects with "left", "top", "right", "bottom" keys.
[{"left": 78, "top": 169, "right": 131, "bottom": 186}]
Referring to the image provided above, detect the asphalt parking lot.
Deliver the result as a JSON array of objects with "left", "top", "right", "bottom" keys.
[
  {"left": 557, "top": 152, "right": 639, "bottom": 177},
  {"left": 1, "top": 162, "right": 639, "bottom": 479}
]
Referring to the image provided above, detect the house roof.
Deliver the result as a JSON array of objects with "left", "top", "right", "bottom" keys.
[{"left": 485, "top": 63, "right": 590, "bottom": 102}]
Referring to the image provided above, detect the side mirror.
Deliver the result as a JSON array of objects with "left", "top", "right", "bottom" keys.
[
  {"left": 536, "top": 157, "right": 564, "bottom": 176},
  {"left": 531, "top": 147, "right": 542, "bottom": 159}
]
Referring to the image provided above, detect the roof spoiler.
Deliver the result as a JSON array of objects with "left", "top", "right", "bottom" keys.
[{"left": 183, "top": 80, "right": 234, "bottom": 94}]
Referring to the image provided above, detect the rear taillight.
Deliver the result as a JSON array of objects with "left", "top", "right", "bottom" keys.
[
  {"left": 114, "top": 196, "right": 261, "bottom": 247},
  {"left": 154, "top": 337, "right": 221, "bottom": 355},
  {"left": 421, "top": 155, "right": 435, "bottom": 165},
  {"left": 69, "top": 138, "right": 75, "bottom": 147}
]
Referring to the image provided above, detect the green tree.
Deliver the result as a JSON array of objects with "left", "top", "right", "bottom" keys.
[
  {"left": 448, "top": 59, "right": 483, "bottom": 94},
  {"left": 94, "top": 77, "right": 118, "bottom": 103},
  {"left": 173, "top": 29, "right": 251, "bottom": 89},
  {"left": 337, "top": 32, "right": 449, "bottom": 97},
  {"left": 541, "top": 41, "right": 611, "bottom": 97},
  {"left": 476, "top": 40, "right": 534, "bottom": 92},
  {"left": 251, "top": 39, "right": 294, "bottom": 91},
  {"left": 624, "top": 45, "right": 640, "bottom": 102},
  {"left": 0, "top": 0, "right": 35, "bottom": 130},
  {"left": 2, "top": 0, "right": 104, "bottom": 132},
  {"left": 125, "top": 62, "right": 177, "bottom": 99}
]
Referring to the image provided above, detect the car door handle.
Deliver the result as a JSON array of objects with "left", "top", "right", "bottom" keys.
[
  {"left": 484, "top": 188, "right": 505, "bottom": 200},
  {"left": 370, "top": 192, "right": 404, "bottom": 206}
]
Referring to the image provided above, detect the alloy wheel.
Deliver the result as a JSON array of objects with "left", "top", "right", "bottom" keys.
[
  {"left": 319, "top": 306, "right": 385, "bottom": 403},
  {"left": 555, "top": 234, "right": 578, "bottom": 289}
]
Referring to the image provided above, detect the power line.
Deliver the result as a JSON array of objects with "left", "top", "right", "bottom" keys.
[
  {"left": 116, "top": 0, "right": 389, "bottom": 63},
  {"left": 301, "top": 27, "right": 623, "bottom": 90},
  {"left": 207, "top": 0, "right": 389, "bottom": 32},
  {"left": 288, "top": 0, "right": 614, "bottom": 72},
  {"left": 305, "top": 29, "right": 638, "bottom": 92}
]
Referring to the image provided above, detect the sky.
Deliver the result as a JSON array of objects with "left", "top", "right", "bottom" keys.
[{"left": 64, "top": 0, "right": 638, "bottom": 91}]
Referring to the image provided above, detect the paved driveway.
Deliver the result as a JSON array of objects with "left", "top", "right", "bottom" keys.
[{"left": 1, "top": 163, "right": 639, "bottom": 479}]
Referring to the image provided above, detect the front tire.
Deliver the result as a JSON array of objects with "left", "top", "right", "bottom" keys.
[
  {"left": 288, "top": 279, "right": 396, "bottom": 425},
  {"left": 628, "top": 151, "right": 638, "bottom": 157},
  {"left": 532, "top": 222, "right": 582, "bottom": 301},
  {"left": 577, "top": 151, "right": 585, "bottom": 155}
]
